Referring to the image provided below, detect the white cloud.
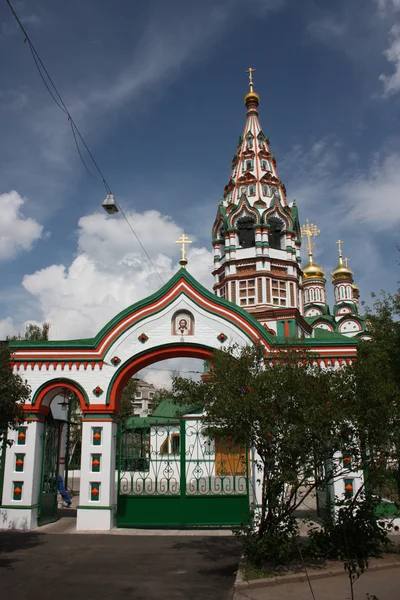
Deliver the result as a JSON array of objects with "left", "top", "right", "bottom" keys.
[
  {"left": 379, "top": 24, "right": 400, "bottom": 95},
  {"left": 0, "top": 191, "right": 43, "bottom": 260},
  {"left": 0, "top": 317, "right": 17, "bottom": 339},
  {"left": 21, "top": 209, "right": 213, "bottom": 339},
  {"left": 345, "top": 152, "right": 400, "bottom": 225},
  {"left": 307, "top": 17, "right": 347, "bottom": 40},
  {"left": 376, "top": 0, "right": 400, "bottom": 12}
]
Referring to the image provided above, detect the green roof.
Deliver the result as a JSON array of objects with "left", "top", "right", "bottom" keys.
[{"left": 125, "top": 398, "right": 202, "bottom": 429}]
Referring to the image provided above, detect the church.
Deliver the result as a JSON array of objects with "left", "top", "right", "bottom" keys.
[
  {"left": 212, "top": 68, "right": 368, "bottom": 340},
  {"left": 0, "top": 72, "right": 370, "bottom": 531}
]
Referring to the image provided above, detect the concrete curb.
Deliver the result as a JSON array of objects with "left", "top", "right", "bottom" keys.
[{"left": 234, "top": 556, "right": 400, "bottom": 590}]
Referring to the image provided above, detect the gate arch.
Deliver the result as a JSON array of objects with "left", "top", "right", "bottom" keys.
[{"left": 108, "top": 343, "right": 213, "bottom": 413}]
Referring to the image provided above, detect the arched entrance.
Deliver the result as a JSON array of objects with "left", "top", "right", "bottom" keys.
[
  {"left": 2, "top": 269, "right": 357, "bottom": 531},
  {"left": 112, "top": 346, "right": 250, "bottom": 528}
]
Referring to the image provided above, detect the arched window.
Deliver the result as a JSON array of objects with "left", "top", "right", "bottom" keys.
[
  {"left": 310, "top": 289, "right": 314, "bottom": 301},
  {"left": 268, "top": 217, "right": 284, "bottom": 250},
  {"left": 315, "top": 288, "right": 320, "bottom": 301},
  {"left": 237, "top": 216, "right": 255, "bottom": 248},
  {"left": 346, "top": 285, "right": 351, "bottom": 298},
  {"left": 340, "top": 286, "right": 345, "bottom": 299},
  {"left": 304, "top": 289, "right": 309, "bottom": 303}
]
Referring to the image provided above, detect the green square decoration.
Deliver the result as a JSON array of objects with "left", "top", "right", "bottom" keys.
[
  {"left": 344, "top": 478, "right": 354, "bottom": 498},
  {"left": 17, "top": 427, "right": 27, "bottom": 445},
  {"left": 90, "top": 482, "right": 100, "bottom": 501},
  {"left": 13, "top": 481, "right": 23, "bottom": 501},
  {"left": 92, "top": 427, "right": 102, "bottom": 446},
  {"left": 91, "top": 454, "right": 101, "bottom": 473},
  {"left": 15, "top": 454, "right": 25, "bottom": 472}
]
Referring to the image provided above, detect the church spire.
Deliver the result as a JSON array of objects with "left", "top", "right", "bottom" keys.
[{"left": 212, "top": 71, "right": 302, "bottom": 326}]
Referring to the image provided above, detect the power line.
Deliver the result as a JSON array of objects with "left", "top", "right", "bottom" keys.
[
  {"left": 6, "top": 0, "right": 164, "bottom": 286},
  {"left": 139, "top": 367, "right": 204, "bottom": 374}
]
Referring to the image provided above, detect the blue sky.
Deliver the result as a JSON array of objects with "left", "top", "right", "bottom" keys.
[{"left": 1, "top": 0, "right": 400, "bottom": 352}]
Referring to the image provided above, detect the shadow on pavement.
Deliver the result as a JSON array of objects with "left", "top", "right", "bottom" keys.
[{"left": 0, "top": 531, "right": 45, "bottom": 570}]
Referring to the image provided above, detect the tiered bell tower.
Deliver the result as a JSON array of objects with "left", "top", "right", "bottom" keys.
[{"left": 212, "top": 70, "right": 304, "bottom": 336}]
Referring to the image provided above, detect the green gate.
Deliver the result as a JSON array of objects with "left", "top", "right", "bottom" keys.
[
  {"left": 0, "top": 435, "right": 6, "bottom": 505},
  {"left": 117, "top": 418, "right": 250, "bottom": 528},
  {"left": 38, "top": 415, "right": 61, "bottom": 526}
]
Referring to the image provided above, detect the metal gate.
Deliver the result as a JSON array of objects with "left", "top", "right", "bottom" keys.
[
  {"left": 38, "top": 415, "right": 61, "bottom": 526},
  {"left": 116, "top": 418, "right": 250, "bottom": 528},
  {"left": 0, "top": 436, "right": 6, "bottom": 505}
]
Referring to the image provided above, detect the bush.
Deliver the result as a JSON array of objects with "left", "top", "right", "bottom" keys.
[
  {"left": 238, "top": 515, "right": 299, "bottom": 567},
  {"left": 307, "top": 496, "right": 390, "bottom": 571}
]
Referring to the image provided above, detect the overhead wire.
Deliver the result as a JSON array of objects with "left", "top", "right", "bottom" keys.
[{"left": 6, "top": 0, "right": 164, "bottom": 285}]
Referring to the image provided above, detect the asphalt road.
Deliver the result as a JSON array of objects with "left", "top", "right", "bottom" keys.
[{"left": 0, "top": 532, "right": 241, "bottom": 600}]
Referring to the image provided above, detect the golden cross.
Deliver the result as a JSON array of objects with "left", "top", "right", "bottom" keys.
[
  {"left": 246, "top": 67, "right": 255, "bottom": 91},
  {"left": 175, "top": 233, "right": 192, "bottom": 267},
  {"left": 336, "top": 239, "right": 344, "bottom": 257},
  {"left": 301, "top": 219, "right": 320, "bottom": 254},
  {"left": 344, "top": 257, "right": 350, "bottom": 267}
]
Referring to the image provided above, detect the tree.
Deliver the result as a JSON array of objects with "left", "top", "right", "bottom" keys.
[
  {"left": 119, "top": 378, "right": 137, "bottom": 425},
  {"left": 172, "top": 343, "right": 399, "bottom": 563},
  {"left": 0, "top": 343, "right": 31, "bottom": 443},
  {"left": 173, "top": 347, "right": 346, "bottom": 534},
  {"left": 151, "top": 387, "right": 173, "bottom": 411},
  {"left": 23, "top": 322, "right": 50, "bottom": 341}
]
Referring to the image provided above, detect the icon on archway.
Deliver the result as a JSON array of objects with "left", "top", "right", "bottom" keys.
[{"left": 172, "top": 310, "right": 194, "bottom": 337}]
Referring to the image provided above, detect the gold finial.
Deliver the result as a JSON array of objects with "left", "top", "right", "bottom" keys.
[
  {"left": 301, "top": 219, "right": 320, "bottom": 258},
  {"left": 336, "top": 239, "right": 344, "bottom": 259},
  {"left": 332, "top": 240, "right": 353, "bottom": 281},
  {"left": 246, "top": 67, "right": 256, "bottom": 92},
  {"left": 175, "top": 233, "right": 192, "bottom": 268}
]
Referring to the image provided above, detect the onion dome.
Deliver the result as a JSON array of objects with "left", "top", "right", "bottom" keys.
[
  {"left": 331, "top": 255, "right": 353, "bottom": 282},
  {"left": 352, "top": 283, "right": 360, "bottom": 300},
  {"left": 302, "top": 253, "right": 326, "bottom": 280},
  {"left": 331, "top": 240, "right": 353, "bottom": 282},
  {"left": 244, "top": 67, "right": 260, "bottom": 109}
]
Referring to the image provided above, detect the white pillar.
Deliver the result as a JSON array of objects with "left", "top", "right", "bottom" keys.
[
  {"left": 0, "top": 420, "right": 44, "bottom": 530},
  {"left": 76, "top": 420, "right": 117, "bottom": 531}
]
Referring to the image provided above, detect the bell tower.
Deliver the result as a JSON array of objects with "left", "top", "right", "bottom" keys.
[{"left": 212, "top": 70, "right": 303, "bottom": 334}]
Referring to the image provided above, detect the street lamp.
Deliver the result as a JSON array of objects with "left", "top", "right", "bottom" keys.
[{"left": 58, "top": 388, "right": 70, "bottom": 411}]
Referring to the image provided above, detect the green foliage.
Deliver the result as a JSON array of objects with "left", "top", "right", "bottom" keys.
[
  {"left": 173, "top": 344, "right": 349, "bottom": 539},
  {"left": 239, "top": 515, "right": 299, "bottom": 567},
  {"left": 0, "top": 343, "right": 30, "bottom": 442},
  {"left": 23, "top": 323, "right": 50, "bottom": 341},
  {"left": 119, "top": 378, "right": 137, "bottom": 424},
  {"left": 308, "top": 494, "right": 390, "bottom": 592}
]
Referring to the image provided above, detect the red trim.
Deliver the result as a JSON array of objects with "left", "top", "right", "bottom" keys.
[
  {"left": 109, "top": 345, "right": 213, "bottom": 413},
  {"left": 25, "top": 381, "right": 87, "bottom": 416}
]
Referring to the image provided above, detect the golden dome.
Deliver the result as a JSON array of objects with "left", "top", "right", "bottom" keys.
[
  {"left": 244, "top": 91, "right": 260, "bottom": 106},
  {"left": 352, "top": 283, "right": 360, "bottom": 299},
  {"left": 331, "top": 256, "right": 353, "bottom": 282},
  {"left": 302, "top": 254, "right": 326, "bottom": 280}
]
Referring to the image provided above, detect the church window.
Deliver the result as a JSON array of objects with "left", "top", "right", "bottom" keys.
[
  {"left": 249, "top": 185, "right": 255, "bottom": 196},
  {"left": 261, "top": 159, "right": 270, "bottom": 171},
  {"left": 304, "top": 289, "right": 309, "bottom": 303},
  {"left": 237, "top": 216, "right": 255, "bottom": 248},
  {"left": 239, "top": 279, "right": 256, "bottom": 306},
  {"left": 315, "top": 288, "right": 320, "bottom": 301},
  {"left": 171, "top": 434, "right": 180, "bottom": 454},
  {"left": 220, "top": 286, "right": 226, "bottom": 299},
  {"left": 340, "top": 286, "right": 345, "bottom": 299},
  {"left": 309, "top": 289, "right": 314, "bottom": 302},
  {"left": 346, "top": 285, "right": 351, "bottom": 298},
  {"left": 246, "top": 160, "right": 252, "bottom": 171},
  {"left": 240, "top": 186, "right": 246, "bottom": 196},
  {"left": 271, "top": 280, "right": 287, "bottom": 306},
  {"left": 268, "top": 217, "right": 284, "bottom": 250},
  {"left": 262, "top": 185, "right": 270, "bottom": 196}
]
